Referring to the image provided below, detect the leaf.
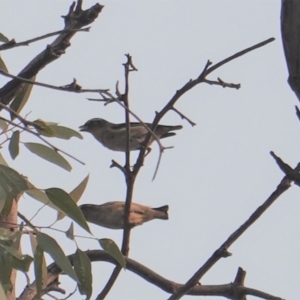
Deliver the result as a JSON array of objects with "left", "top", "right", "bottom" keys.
[
  {"left": 0, "top": 283, "right": 8, "bottom": 300},
  {"left": 36, "top": 232, "right": 78, "bottom": 283},
  {"left": 65, "top": 222, "right": 74, "bottom": 240},
  {"left": 0, "top": 33, "right": 9, "bottom": 43},
  {"left": 10, "top": 75, "right": 36, "bottom": 118},
  {"left": 0, "top": 55, "right": 8, "bottom": 73},
  {"left": 25, "top": 187, "right": 63, "bottom": 213},
  {"left": 33, "top": 119, "right": 55, "bottom": 137},
  {"left": 98, "top": 239, "right": 126, "bottom": 268},
  {"left": 0, "top": 152, "right": 8, "bottom": 166},
  {"left": 29, "top": 232, "right": 47, "bottom": 294},
  {"left": 0, "top": 165, "right": 28, "bottom": 213},
  {"left": 33, "top": 245, "right": 44, "bottom": 298},
  {"left": 73, "top": 249, "right": 92, "bottom": 300},
  {"left": 57, "top": 175, "right": 89, "bottom": 220},
  {"left": 0, "top": 228, "right": 21, "bottom": 241},
  {"left": 0, "top": 119, "right": 8, "bottom": 131},
  {"left": 0, "top": 254, "right": 11, "bottom": 292},
  {"left": 24, "top": 142, "right": 72, "bottom": 171},
  {"left": 48, "top": 124, "right": 83, "bottom": 140},
  {"left": 45, "top": 188, "right": 90, "bottom": 233},
  {"left": 0, "top": 243, "right": 33, "bottom": 272},
  {"left": 8, "top": 131, "right": 20, "bottom": 160}
]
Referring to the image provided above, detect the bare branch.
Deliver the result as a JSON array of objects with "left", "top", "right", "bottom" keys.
[
  {"left": 0, "top": 1, "right": 104, "bottom": 107},
  {"left": 168, "top": 159, "right": 295, "bottom": 299},
  {"left": 0, "top": 70, "right": 109, "bottom": 94},
  {"left": 132, "top": 38, "right": 275, "bottom": 181},
  {"left": 18, "top": 250, "right": 284, "bottom": 300},
  {"left": 0, "top": 28, "right": 90, "bottom": 51}
]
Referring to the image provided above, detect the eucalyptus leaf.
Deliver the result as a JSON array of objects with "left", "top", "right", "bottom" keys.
[
  {"left": 29, "top": 232, "right": 47, "bottom": 293},
  {"left": 33, "top": 119, "right": 55, "bottom": 137},
  {"left": 0, "top": 244, "right": 33, "bottom": 272},
  {"left": 0, "top": 254, "right": 11, "bottom": 293},
  {"left": 0, "top": 119, "right": 8, "bottom": 131},
  {"left": 0, "top": 228, "right": 21, "bottom": 241},
  {"left": 98, "top": 239, "right": 126, "bottom": 268},
  {"left": 36, "top": 232, "right": 78, "bottom": 283},
  {"left": 65, "top": 222, "right": 74, "bottom": 240},
  {"left": 8, "top": 130, "right": 20, "bottom": 160},
  {"left": 25, "top": 187, "right": 63, "bottom": 214},
  {"left": 0, "top": 283, "right": 8, "bottom": 300},
  {"left": 73, "top": 249, "right": 92, "bottom": 299},
  {"left": 24, "top": 142, "right": 72, "bottom": 171},
  {"left": 33, "top": 245, "right": 44, "bottom": 298},
  {"left": 0, "top": 165, "right": 28, "bottom": 205},
  {"left": 0, "top": 55, "right": 8, "bottom": 73},
  {"left": 45, "top": 188, "right": 90, "bottom": 233},
  {"left": 0, "top": 152, "right": 8, "bottom": 166},
  {"left": 10, "top": 75, "right": 36, "bottom": 118},
  {"left": 48, "top": 124, "right": 83, "bottom": 140},
  {"left": 57, "top": 175, "right": 89, "bottom": 220},
  {"left": 0, "top": 33, "right": 9, "bottom": 43}
]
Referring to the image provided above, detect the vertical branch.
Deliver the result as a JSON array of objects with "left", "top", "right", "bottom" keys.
[
  {"left": 121, "top": 54, "right": 138, "bottom": 255},
  {"left": 95, "top": 55, "right": 137, "bottom": 300}
]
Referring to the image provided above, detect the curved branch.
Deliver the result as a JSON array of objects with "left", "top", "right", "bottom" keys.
[{"left": 18, "top": 250, "right": 284, "bottom": 300}]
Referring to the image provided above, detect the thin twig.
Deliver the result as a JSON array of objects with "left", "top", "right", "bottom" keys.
[
  {"left": 0, "top": 28, "right": 90, "bottom": 51},
  {"left": 0, "top": 69, "right": 109, "bottom": 94}
]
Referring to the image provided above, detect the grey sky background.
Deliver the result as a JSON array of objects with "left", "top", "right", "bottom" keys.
[{"left": 1, "top": 1, "right": 299, "bottom": 299}]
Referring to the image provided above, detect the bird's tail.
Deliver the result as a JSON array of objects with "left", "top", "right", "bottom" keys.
[
  {"left": 152, "top": 205, "right": 169, "bottom": 220},
  {"left": 169, "top": 125, "right": 183, "bottom": 131}
]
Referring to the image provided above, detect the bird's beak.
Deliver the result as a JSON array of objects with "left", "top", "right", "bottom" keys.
[{"left": 79, "top": 124, "right": 88, "bottom": 132}]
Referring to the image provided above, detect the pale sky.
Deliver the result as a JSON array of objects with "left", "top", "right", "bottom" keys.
[{"left": 1, "top": 1, "right": 299, "bottom": 299}]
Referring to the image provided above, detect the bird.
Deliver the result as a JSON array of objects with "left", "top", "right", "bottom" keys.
[
  {"left": 79, "top": 201, "right": 169, "bottom": 229},
  {"left": 79, "top": 118, "right": 182, "bottom": 152}
]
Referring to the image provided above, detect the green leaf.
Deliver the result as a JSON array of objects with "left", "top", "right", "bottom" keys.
[
  {"left": 73, "top": 249, "right": 92, "bottom": 300},
  {"left": 25, "top": 187, "right": 63, "bottom": 214},
  {"left": 33, "top": 245, "right": 44, "bottom": 298},
  {"left": 0, "top": 165, "right": 28, "bottom": 213},
  {"left": 0, "top": 254, "right": 11, "bottom": 292},
  {"left": 10, "top": 75, "right": 36, "bottom": 118},
  {"left": 45, "top": 188, "right": 90, "bottom": 233},
  {"left": 24, "top": 142, "right": 72, "bottom": 171},
  {"left": 0, "top": 55, "right": 8, "bottom": 73},
  {"left": 57, "top": 175, "right": 89, "bottom": 220},
  {"left": 29, "top": 232, "right": 47, "bottom": 294},
  {"left": 33, "top": 119, "right": 55, "bottom": 137},
  {"left": 0, "top": 151, "right": 8, "bottom": 166},
  {"left": 48, "top": 124, "right": 83, "bottom": 140},
  {"left": 65, "top": 222, "right": 74, "bottom": 240},
  {"left": 0, "top": 243, "right": 33, "bottom": 272},
  {"left": 0, "top": 119, "right": 8, "bottom": 131},
  {"left": 98, "top": 239, "right": 126, "bottom": 268},
  {"left": 8, "top": 131, "right": 20, "bottom": 160},
  {"left": 0, "top": 33, "right": 9, "bottom": 43},
  {"left": 0, "top": 228, "right": 21, "bottom": 241},
  {"left": 36, "top": 232, "right": 78, "bottom": 283},
  {"left": 0, "top": 283, "right": 8, "bottom": 300}
]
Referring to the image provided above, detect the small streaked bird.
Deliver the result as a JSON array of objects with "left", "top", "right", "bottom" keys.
[
  {"left": 79, "top": 118, "right": 182, "bottom": 152},
  {"left": 79, "top": 201, "right": 169, "bottom": 229}
]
